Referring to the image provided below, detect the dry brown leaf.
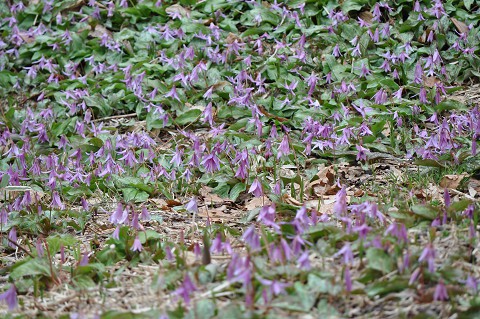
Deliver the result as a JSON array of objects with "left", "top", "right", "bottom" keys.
[
  {"left": 358, "top": 11, "right": 373, "bottom": 24},
  {"left": 165, "top": 4, "right": 190, "bottom": 18},
  {"left": 199, "top": 186, "right": 228, "bottom": 205},
  {"left": 18, "top": 32, "right": 36, "bottom": 44},
  {"left": 418, "top": 28, "right": 434, "bottom": 43},
  {"left": 89, "top": 24, "right": 113, "bottom": 39},
  {"left": 354, "top": 189, "right": 365, "bottom": 197},
  {"left": 439, "top": 173, "right": 468, "bottom": 189},
  {"left": 306, "top": 166, "right": 335, "bottom": 197},
  {"left": 226, "top": 32, "right": 243, "bottom": 44},
  {"left": 198, "top": 205, "right": 232, "bottom": 222},
  {"left": 468, "top": 178, "right": 480, "bottom": 197},
  {"left": 423, "top": 76, "right": 441, "bottom": 88},
  {"left": 305, "top": 195, "right": 349, "bottom": 215},
  {"left": 325, "top": 184, "right": 341, "bottom": 195},
  {"left": 245, "top": 196, "right": 271, "bottom": 210},
  {"left": 451, "top": 17, "right": 469, "bottom": 34},
  {"left": 166, "top": 199, "right": 182, "bottom": 207},
  {"left": 414, "top": 188, "right": 427, "bottom": 199},
  {"left": 283, "top": 194, "right": 302, "bottom": 206},
  {"left": 382, "top": 122, "right": 391, "bottom": 137}
]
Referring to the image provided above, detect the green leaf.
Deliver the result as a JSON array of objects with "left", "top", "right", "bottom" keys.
[
  {"left": 435, "top": 99, "right": 468, "bottom": 112},
  {"left": 175, "top": 109, "right": 202, "bottom": 126},
  {"left": 229, "top": 182, "right": 246, "bottom": 201},
  {"left": 0, "top": 173, "right": 10, "bottom": 189},
  {"left": 464, "top": 0, "right": 474, "bottom": 10},
  {"left": 186, "top": 299, "right": 215, "bottom": 319},
  {"left": 414, "top": 159, "right": 446, "bottom": 168},
  {"left": 366, "top": 248, "right": 394, "bottom": 274},
  {"left": 448, "top": 199, "right": 472, "bottom": 214},
  {"left": 46, "top": 234, "right": 78, "bottom": 255},
  {"left": 113, "top": 175, "right": 154, "bottom": 194},
  {"left": 213, "top": 183, "right": 230, "bottom": 198},
  {"left": 122, "top": 188, "right": 150, "bottom": 203},
  {"left": 10, "top": 259, "right": 52, "bottom": 280},
  {"left": 72, "top": 275, "right": 96, "bottom": 289},
  {"left": 366, "top": 279, "right": 409, "bottom": 298},
  {"left": 307, "top": 274, "right": 342, "bottom": 295},
  {"left": 138, "top": 230, "right": 162, "bottom": 243},
  {"left": 411, "top": 204, "right": 438, "bottom": 220}
]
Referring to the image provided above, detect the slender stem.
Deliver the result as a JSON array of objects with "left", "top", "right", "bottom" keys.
[{"left": 7, "top": 238, "right": 35, "bottom": 258}]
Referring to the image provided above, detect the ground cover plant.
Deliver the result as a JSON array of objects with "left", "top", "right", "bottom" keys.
[{"left": 0, "top": 0, "right": 480, "bottom": 318}]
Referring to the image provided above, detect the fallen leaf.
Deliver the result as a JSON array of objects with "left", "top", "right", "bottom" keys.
[
  {"left": 451, "top": 18, "right": 469, "bottom": 34},
  {"left": 423, "top": 76, "right": 441, "bottom": 88},
  {"left": 418, "top": 28, "right": 434, "bottom": 43},
  {"left": 468, "top": 178, "right": 480, "bottom": 197},
  {"left": 198, "top": 205, "right": 232, "bottom": 222},
  {"left": 226, "top": 32, "right": 243, "bottom": 44},
  {"left": 200, "top": 186, "right": 228, "bottom": 205},
  {"left": 89, "top": 24, "right": 112, "bottom": 39},
  {"left": 305, "top": 195, "right": 349, "bottom": 215},
  {"left": 325, "top": 184, "right": 341, "bottom": 195},
  {"left": 306, "top": 166, "right": 336, "bottom": 197},
  {"left": 439, "top": 173, "right": 468, "bottom": 189},
  {"left": 358, "top": 11, "right": 373, "bottom": 24},
  {"left": 354, "top": 189, "right": 365, "bottom": 197},
  {"left": 283, "top": 194, "right": 302, "bottom": 206},
  {"left": 18, "top": 32, "right": 36, "bottom": 44},
  {"left": 414, "top": 188, "right": 427, "bottom": 199},
  {"left": 165, "top": 4, "right": 190, "bottom": 18},
  {"left": 166, "top": 199, "right": 182, "bottom": 207},
  {"left": 245, "top": 196, "right": 271, "bottom": 210}
]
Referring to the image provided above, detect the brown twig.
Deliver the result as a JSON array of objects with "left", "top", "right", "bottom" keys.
[
  {"left": 7, "top": 238, "right": 35, "bottom": 258},
  {"left": 92, "top": 113, "right": 137, "bottom": 122}
]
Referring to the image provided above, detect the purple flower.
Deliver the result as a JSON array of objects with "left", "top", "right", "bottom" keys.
[
  {"left": 334, "top": 186, "right": 348, "bottom": 216},
  {"left": 409, "top": 267, "right": 422, "bottom": 285},
  {"left": 358, "top": 63, "right": 371, "bottom": 78},
  {"left": 170, "top": 147, "right": 183, "bottom": 167},
  {"left": 112, "top": 225, "right": 120, "bottom": 240},
  {"left": 373, "top": 88, "right": 388, "bottom": 104},
  {"left": 0, "top": 284, "right": 17, "bottom": 311},
  {"left": 131, "top": 236, "right": 143, "bottom": 252},
  {"left": 175, "top": 274, "right": 197, "bottom": 305},
  {"left": 165, "top": 246, "right": 175, "bottom": 261},
  {"left": 419, "top": 87, "right": 428, "bottom": 103},
  {"left": 444, "top": 189, "right": 450, "bottom": 208},
  {"left": 79, "top": 252, "right": 89, "bottom": 266},
  {"left": 36, "top": 239, "right": 44, "bottom": 258},
  {"left": 257, "top": 277, "right": 290, "bottom": 296},
  {"left": 401, "top": 251, "right": 410, "bottom": 272},
  {"left": 335, "top": 242, "right": 354, "bottom": 265},
  {"left": 258, "top": 205, "right": 280, "bottom": 231},
  {"left": 297, "top": 251, "right": 311, "bottom": 270},
  {"left": 110, "top": 203, "right": 129, "bottom": 225},
  {"left": 164, "top": 85, "right": 181, "bottom": 102},
  {"left": 355, "top": 144, "right": 368, "bottom": 161},
  {"left": 242, "top": 226, "right": 261, "bottom": 251},
  {"left": 385, "top": 223, "right": 408, "bottom": 244},
  {"left": 51, "top": 191, "right": 65, "bottom": 210},
  {"left": 8, "top": 227, "right": 17, "bottom": 249},
  {"left": 418, "top": 243, "right": 436, "bottom": 272},
  {"left": 466, "top": 276, "right": 478, "bottom": 294},
  {"left": 414, "top": 62, "right": 423, "bottom": 84},
  {"left": 248, "top": 178, "right": 263, "bottom": 197},
  {"left": 201, "top": 153, "right": 220, "bottom": 173},
  {"left": 434, "top": 281, "right": 448, "bottom": 301},
  {"left": 185, "top": 197, "right": 199, "bottom": 214},
  {"left": 277, "top": 135, "right": 290, "bottom": 159},
  {"left": 344, "top": 266, "right": 352, "bottom": 292},
  {"left": 140, "top": 206, "right": 151, "bottom": 221}
]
